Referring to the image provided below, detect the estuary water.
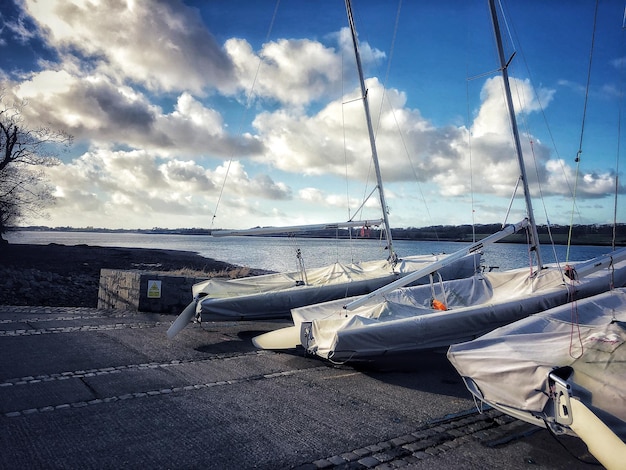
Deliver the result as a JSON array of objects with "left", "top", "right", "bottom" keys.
[{"left": 6, "top": 230, "right": 613, "bottom": 273}]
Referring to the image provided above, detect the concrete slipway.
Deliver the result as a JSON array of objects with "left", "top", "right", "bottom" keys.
[{"left": 0, "top": 306, "right": 598, "bottom": 469}]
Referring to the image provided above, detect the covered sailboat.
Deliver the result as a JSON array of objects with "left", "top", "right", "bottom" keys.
[
  {"left": 252, "top": 0, "right": 626, "bottom": 361},
  {"left": 447, "top": 288, "right": 626, "bottom": 469},
  {"left": 178, "top": 246, "right": 477, "bottom": 323},
  {"left": 166, "top": 1, "right": 480, "bottom": 338},
  {"left": 255, "top": 246, "right": 626, "bottom": 361}
]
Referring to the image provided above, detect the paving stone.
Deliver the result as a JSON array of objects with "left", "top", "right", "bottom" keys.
[
  {"left": 357, "top": 456, "right": 381, "bottom": 468},
  {"left": 312, "top": 459, "right": 333, "bottom": 469}
]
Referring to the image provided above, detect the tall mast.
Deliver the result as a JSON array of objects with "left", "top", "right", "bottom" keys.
[
  {"left": 345, "top": 0, "right": 396, "bottom": 262},
  {"left": 488, "top": 0, "right": 543, "bottom": 269}
]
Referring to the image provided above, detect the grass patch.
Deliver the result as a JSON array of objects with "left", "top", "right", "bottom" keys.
[{"left": 166, "top": 266, "right": 253, "bottom": 279}]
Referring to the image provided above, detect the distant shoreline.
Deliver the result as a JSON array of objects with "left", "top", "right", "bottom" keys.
[{"left": 8, "top": 225, "right": 626, "bottom": 247}]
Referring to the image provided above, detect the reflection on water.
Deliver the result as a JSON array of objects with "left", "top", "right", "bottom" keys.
[{"left": 7, "top": 230, "right": 613, "bottom": 273}]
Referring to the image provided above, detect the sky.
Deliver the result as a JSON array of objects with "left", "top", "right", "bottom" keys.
[{"left": 0, "top": 0, "right": 624, "bottom": 231}]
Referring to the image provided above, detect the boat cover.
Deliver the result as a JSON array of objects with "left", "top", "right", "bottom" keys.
[
  {"left": 192, "top": 253, "right": 481, "bottom": 321},
  {"left": 291, "top": 258, "right": 626, "bottom": 362},
  {"left": 447, "top": 288, "right": 626, "bottom": 440}
]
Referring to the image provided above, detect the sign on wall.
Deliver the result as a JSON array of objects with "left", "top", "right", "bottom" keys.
[{"left": 147, "top": 280, "right": 162, "bottom": 299}]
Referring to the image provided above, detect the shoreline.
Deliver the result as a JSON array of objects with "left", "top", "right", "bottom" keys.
[
  {"left": 0, "top": 243, "right": 258, "bottom": 308},
  {"left": 10, "top": 226, "right": 626, "bottom": 247}
]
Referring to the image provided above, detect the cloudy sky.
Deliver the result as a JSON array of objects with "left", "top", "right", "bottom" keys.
[{"left": 1, "top": 0, "right": 624, "bottom": 230}]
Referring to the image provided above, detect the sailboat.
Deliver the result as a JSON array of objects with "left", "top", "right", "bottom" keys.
[
  {"left": 166, "top": 1, "right": 481, "bottom": 339},
  {"left": 252, "top": 0, "right": 626, "bottom": 362},
  {"left": 446, "top": 5, "right": 626, "bottom": 467},
  {"left": 447, "top": 288, "right": 626, "bottom": 470}
]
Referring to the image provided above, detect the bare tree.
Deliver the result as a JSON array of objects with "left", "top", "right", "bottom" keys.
[{"left": 0, "top": 92, "right": 73, "bottom": 244}]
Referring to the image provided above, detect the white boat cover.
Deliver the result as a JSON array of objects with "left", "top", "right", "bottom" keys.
[
  {"left": 447, "top": 287, "right": 626, "bottom": 440},
  {"left": 192, "top": 253, "right": 481, "bottom": 321},
  {"left": 290, "top": 257, "right": 626, "bottom": 362}
]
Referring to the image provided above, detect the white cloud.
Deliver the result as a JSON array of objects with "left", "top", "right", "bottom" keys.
[
  {"left": 472, "top": 76, "right": 554, "bottom": 138},
  {"left": 5, "top": 1, "right": 620, "bottom": 230},
  {"left": 222, "top": 26, "right": 386, "bottom": 108},
  {"left": 23, "top": 0, "right": 234, "bottom": 94},
  {"left": 7, "top": 73, "right": 263, "bottom": 158},
  {"left": 224, "top": 37, "right": 342, "bottom": 108},
  {"left": 250, "top": 71, "right": 620, "bottom": 207},
  {"left": 336, "top": 26, "right": 387, "bottom": 65},
  {"left": 39, "top": 149, "right": 292, "bottom": 228}
]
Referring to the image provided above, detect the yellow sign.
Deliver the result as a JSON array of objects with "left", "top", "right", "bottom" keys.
[{"left": 147, "top": 280, "right": 162, "bottom": 299}]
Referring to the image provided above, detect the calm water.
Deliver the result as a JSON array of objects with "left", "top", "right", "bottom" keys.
[{"left": 6, "top": 230, "right": 613, "bottom": 273}]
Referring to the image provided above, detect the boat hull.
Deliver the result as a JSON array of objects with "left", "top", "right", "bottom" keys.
[
  {"left": 194, "top": 252, "right": 481, "bottom": 321},
  {"left": 448, "top": 288, "right": 626, "bottom": 444},
  {"left": 286, "top": 257, "right": 626, "bottom": 362}
]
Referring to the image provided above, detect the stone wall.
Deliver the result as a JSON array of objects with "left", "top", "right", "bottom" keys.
[{"left": 98, "top": 269, "right": 206, "bottom": 314}]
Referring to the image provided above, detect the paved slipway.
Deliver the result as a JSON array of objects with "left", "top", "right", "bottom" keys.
[{"left": 0, "top": 305, "right": 598, "bottom": 470}]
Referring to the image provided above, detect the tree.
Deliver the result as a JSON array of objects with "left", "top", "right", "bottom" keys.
[{"left": 0, "top": 92, "right": 73, "bottom": 244}]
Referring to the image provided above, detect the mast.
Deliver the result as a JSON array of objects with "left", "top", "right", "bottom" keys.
[
  {"left": 488, "top": 0, "right": 543, "bottom": 269},
  {"left": 345, "top": 0, "right": 396, "bottom": 262}
]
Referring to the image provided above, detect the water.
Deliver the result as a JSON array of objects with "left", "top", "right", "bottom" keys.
[{"left": 6, "top": 230, "right": 612, "bottom": 273}]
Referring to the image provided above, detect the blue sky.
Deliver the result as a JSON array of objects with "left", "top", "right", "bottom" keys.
[{"left": 0, "top": 0, "right": 624, "bottom": 230}]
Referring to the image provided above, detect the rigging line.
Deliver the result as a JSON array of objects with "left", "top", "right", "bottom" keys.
[
  {"left": 501, "top": 6, "right": 589, "bottom": 265},
  {"left": 210, "top": 0, "right": 281, "bottom": 230},
  {"left": 493, "top": 69, "right": 521, "bottom": 227},
  {"left": 374, "top": 0, "right": 402, "bottom": 136},
  {"left": 340, "top": 47, "right": 358, "bottom": 262},
  {"left": 501, "top": 9, "right": 550, "bottom": 233},
  {"left": 529, "top": 139, "right": 564, "bottom": 278},
  {"left": 465, "top": 77, "right": 476, "bottom": 243},
  {"left": 499, "top": 0, "right": 579, "bottom": 216},
  {"left": 566, "top": 0, "right": 599, "bottom": 262},
  {"left": 351, "top": 186, "right": 380, "bottom": 218},
  {"left": 347, "top": 0, "right": 398, "bottom": 258},
  {"left": 496, "top": 0, "right": 516, "bottom": 55},
  {"left": 386, "top": 94, "right": 438, "bottom": 239},
  {"left": 509, "top": 69, "right": 563, "bottom": 270},
  {"left": 613, "top": 12, "right": 626, "bottom": 251},
  {"left": 341, "top": 53, "right": 351, "bottom": 224},
  {"left": 343, "top": 2, "right": 377, "bottom": 228},
  {"left": 377, "top": 1, "right": 439, "bottom": 240},
  {"left": 503, "top": 176, "right": 522, "bottom": 227}
]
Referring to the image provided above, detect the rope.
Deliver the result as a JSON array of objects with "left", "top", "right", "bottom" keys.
[
  {"left": 566, "top": 0, "right": 599, "bottom": 261},
  {"left": 340, "top": 45, "right": 359, "bottom": 264},
  {"left": 528, "top": 138, "right": 564, "bottom": 279},
  {"left": 342, "top": 50, "right": 351, "bottom": 226},
  {"left": 354, "top": 1, "right": 400, "bottom": 255},
  {"left": 378, "top": 1, "right": 440, "bottom": 239},
  {"left": 502, "top": 176, "right": 522, "bottom": 226},
  {"left": 374, "top": 0, "right": 402, "bottom": 135},
  {"left": 499, "top": 0, "right": 584, "bottom": 239},
  {"left": 210, "top": 0, "right": 281, "bottom": 229},
  {"left": 465, "top": 71, "right": 476, "bottom": 243},
  {"left": 568, "top": 299, "right": 584, "bottom": 360},
  {"left": 613, "top": 11, "right": 626, "bottom": 251}
]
